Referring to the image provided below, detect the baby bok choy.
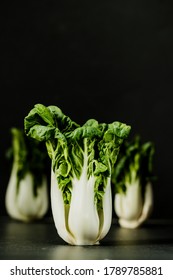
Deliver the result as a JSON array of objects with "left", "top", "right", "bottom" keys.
[
  {"left": 24, "top": 104, "right": 131, "bottom": 245},
  {"left": 112, "top": 135, "right": 155, "bottom": 228},
  {"left": 5, "top": 127, "right": 49, "bottom": 222}
]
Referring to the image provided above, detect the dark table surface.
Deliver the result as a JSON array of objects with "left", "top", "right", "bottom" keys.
[{"left": 0, "top": 216, "right": 173, "bottom": 260}]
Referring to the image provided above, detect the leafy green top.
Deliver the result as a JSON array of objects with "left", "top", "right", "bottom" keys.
[
  {"left": 24, "top": 103, "right": 131, "bottom": 206},
  {"left": 7, "top": 127, "right": 49, "bottom": 196},
  {"left": 111, "top": 135, "right": 156, "bottom": 194}
]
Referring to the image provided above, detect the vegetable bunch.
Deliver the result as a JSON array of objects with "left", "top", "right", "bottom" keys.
[
  {"left": 112, "top": 135, "right": 155, "bottom": 228},
  {"left": 24, "top": 104, "right": 131, "bottom": 245},
  {"left": 5, "top": 127, "right": 49, "bottom": 222}
]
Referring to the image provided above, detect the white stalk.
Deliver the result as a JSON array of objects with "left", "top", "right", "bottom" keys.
[
  {"left": 50, "top": 141, "right": 112, "bottom": 245},
  {"left": 136, "top": 181, "right": 153, "bottom": 225},
  {"left": 68, "top": 175, "right": 100, "bottom": 245},
  {"left": 5, "top": 163, "right": 49, "bottom": 222},
  {"left": 97, "top": 177, "right": 112, "bottom": 240},
  {"left": 51, "top": 169, "right": 112, "bottom": 245},
  {"left": 68, "top": 156, "right": 100, "bottom": 245},
  {"left": 51, "top": 168, "right": 75, "bottom": 245},
  {"left": 114, "top": 180, "right": 153, "bottom": 228},
  {"left": 115, "top": 178, "right": 143, "bottom": 221}
]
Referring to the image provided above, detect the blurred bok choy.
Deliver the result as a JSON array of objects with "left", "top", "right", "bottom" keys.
[
  {"left": 5, "top": 127, "right": 49, "bottom": 222},
  {"left": 112, "top": 135, "right": 156, "bottom": 228}
]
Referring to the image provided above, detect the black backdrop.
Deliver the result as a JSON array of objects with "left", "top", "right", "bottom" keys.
[{"left": 1, "top": 0, "right": 173, "bottom": 218}]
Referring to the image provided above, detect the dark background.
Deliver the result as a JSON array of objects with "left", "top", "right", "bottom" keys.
[{"left": 1, "top": 0, "right": 173, "bottom": 218}]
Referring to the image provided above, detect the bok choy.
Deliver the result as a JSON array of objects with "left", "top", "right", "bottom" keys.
[
  {"left": 24, "top": 104, "right": 131, "bottom": 245},
  {"left": 112, "top": 135, "right": 155, "bottom": 228},
  {"left": 5, "top": 127, "right": 49, "bottom": 222}
]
